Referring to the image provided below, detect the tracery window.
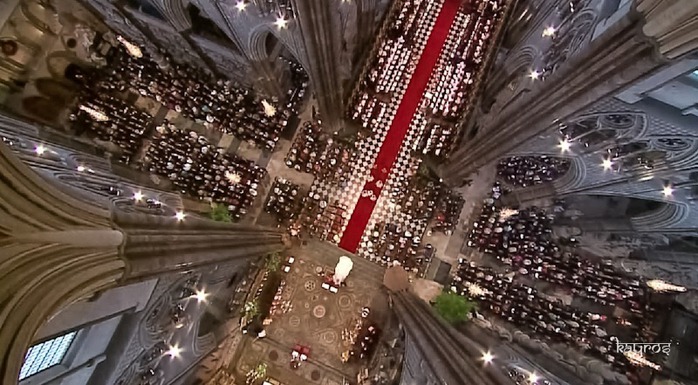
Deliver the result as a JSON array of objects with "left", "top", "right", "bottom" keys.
[{"left": 19, "top": 331, "right": 77, "bottom": 380}]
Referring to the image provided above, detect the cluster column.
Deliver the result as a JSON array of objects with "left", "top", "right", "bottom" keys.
[
  {"left": 0, "top": 140, "right": 284, "bottom": 385},
  {"left": 442, "top": 0, "right": 698, "bottom": 185},
  {"left": 290, "top": 0, "right": 345, "bottom": 131}
]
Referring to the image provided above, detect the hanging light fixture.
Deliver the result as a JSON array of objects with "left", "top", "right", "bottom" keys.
[
  {"left": 647, "top": 279, "right": 686, "bottom": 293},
  {"left": 467, "top": 283, "right": 485, "bottom": 296},
  {"left": 624, "top": 351, "right": 662, "bottom": 371},
  {"left": 116, "top": 35, "right": 143, "bottom": 58},
  {"left": 261, "top": 99, "right": 277, "bottom": 116},
  {"left": 499, "top": 208, "right": 519, "bottom": 220},
  {"left": 79, "top": 105, "right": 109, "bottom": 122},
  {"left": 226, "top": 171, "right": 242, "bottom": 184}
]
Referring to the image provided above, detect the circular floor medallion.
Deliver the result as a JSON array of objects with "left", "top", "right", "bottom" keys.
[
  {"left": 338, "top": 295, "right": 352, "bottom": 308},
  {"left": 313, "top": 305, "right": 326, "bottom": 318},
  {"left": 321, "top": 330, "right": 337, "bottom": 344},
  {"left": 268, "top": 350, "right": 279, "bottom": 361},
  {"left": 289, "top": 315, "right": 301, "bottom": 328},
  {"left": 311, "top": 370, "right": 321, "bottom": 381},
  {"left": 304, "top": 280, "right": 316, "bottom": 291}
]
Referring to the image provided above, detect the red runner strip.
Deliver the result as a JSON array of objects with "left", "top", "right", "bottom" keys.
[{"left": 339, "top": 0, "right": 461, "bottom": 252}]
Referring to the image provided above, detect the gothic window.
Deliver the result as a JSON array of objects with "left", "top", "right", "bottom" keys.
[
  {"left": 621, "top": 150, "right": 665, "bottom": 170},
  {"left": 607, "top": 142, "right": 649, "bottom": 159},
  {"left": 541, "top": 10, "right": 596, "bottom": 77},
  {"left": 654, "top": 138, "right": 691, "bottom": 152},
  {"left": 600, "top": 114, "right": 635, "bottom": 129},
  {"left": 19, "top": 331, "right": 77, "bottom": 380},
  {"left": 557, "top": 0, "right": 592, "bottom": 21},
  {"left": 577, "top": 129, "right": 615, "bottom": 147},
  {"left": 559, "top": 117, "right": 597, "bottom": 139}
]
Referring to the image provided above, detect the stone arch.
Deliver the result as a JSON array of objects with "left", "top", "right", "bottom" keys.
[
  {"left": 485, "top": 46, "right": 539, "bottom": 113},
  {"left": 560, "top": 112, "right": 646, "bottom": 149},
  {"left": 541, "top": 9, "right": 598, "bottom": 75},
  {"left": 249, "top": 27, "right": 280, "bottom": 62},
  {"left": 19, "top": 0, "right": 58, "bottom": 35},
  {"left": 248, "top": 25, "right": 306, "bottom": 70},
  {"left": 34, "top": 77, "right": 78, "bottom": 102},
  {"left": 162, "top": 0, "right": 193, "bottom": 31},
  {"left": 21, "top": 95, "right": 64, "bottom": 123},
  {"left": 648, "top": 136, "right": 698, "bottom": 168},
  {"left": 630, "top": 200, "right": 690, "bottom": 232},
  {"left": 562, "top": 193, "right": 683, "bottom": 232},
  {"left": 45, "top": 51, "right": 90, "bottom": 80},
  {"left": 553, "top": 156, "right": 586, "bottom": 192},
  {"left": 505, "top": 45, "right": 538, "bottom": 74},
  {"left": 500, "top": 1, "right": 535, "bottom": 49}
]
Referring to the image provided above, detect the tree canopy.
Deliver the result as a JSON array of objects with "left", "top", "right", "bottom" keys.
[{"left": 433, "top": 292, "right": 477, "bottom": 325}]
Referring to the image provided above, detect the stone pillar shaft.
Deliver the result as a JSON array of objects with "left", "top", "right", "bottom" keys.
[
  {"left": 442, "top": 0, "right": 698, "bottom": 184},
  {"left": 291, "top": 0, "right": 345, "bottom": 130},
  {"left": 0, "top": 140, "right": 283, "bottom": 384}
]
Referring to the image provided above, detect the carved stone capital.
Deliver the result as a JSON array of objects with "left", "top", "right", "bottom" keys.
[
  {"left": 0, "top": 135, "right": 284, "bottom": 384},
  {"left": 636, "top": 0, "right": 698, "bottom": 59}
]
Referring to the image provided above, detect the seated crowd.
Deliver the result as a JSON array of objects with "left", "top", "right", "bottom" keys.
[
  {"left": 94, "top": 46, "right": 300, "bottom": 150},
  {"left": 285, "top": 119, "right": 354, "bottom": 183},
  {"left": 140, "top": 122, "right": 265, "bottom": 220},
  {"left": 415, "top": 0, "right": 505, "bottom": 158},
  {"left": 349, "top": 0, "right": 441, "bottom": 133},
  {"left": 264, "top": 178, "right": 301, "bottom": 224},
  {"left": 397, "top": 175, "right": 464, "bottom": 234},
  {"left": 298, "top": 194, "right": 347, "bottom": 243},
  {"left": 457, "top": 182, "right": 666, "bottom": 383},
  {"left": 363, "top": 222, "right": 425, "bottom": 272},
  {"left": 432, "top": 190, "right": 464, "bottom": 234},
  {"left": 342, "top": 307, "right": 381, "bottom": 363},
  {"left": 70, "top": 92, "right": 152, "bottom": 164},
  {"left": 497, "top": 156, "right": 571, "bottom": 188}
]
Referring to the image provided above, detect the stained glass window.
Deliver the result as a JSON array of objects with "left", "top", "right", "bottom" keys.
[{"left": 19, "top": 331, "right": 77, "bottom": 380}]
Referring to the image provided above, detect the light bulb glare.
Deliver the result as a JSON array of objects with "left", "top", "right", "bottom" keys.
[{"left": 558, "top": 139, "right": 571, "bottom": 152}]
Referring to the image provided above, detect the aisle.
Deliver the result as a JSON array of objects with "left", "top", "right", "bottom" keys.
[{"left": 339, "top": 0, "right": 462, "bottom": 252}]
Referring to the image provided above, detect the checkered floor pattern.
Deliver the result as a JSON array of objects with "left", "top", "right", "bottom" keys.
[{"left": 306, "top": 0, "right": 449, "bottom": 257}]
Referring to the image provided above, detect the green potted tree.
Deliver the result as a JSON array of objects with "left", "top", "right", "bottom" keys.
[{"left": 433, "top": 291, "right": 477, "bottom": 325}]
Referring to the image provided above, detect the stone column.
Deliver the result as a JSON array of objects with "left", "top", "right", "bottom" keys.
[
  {"left": 290, "top": 0, "right": 345, "bottom": 131},
  {"left": 390, "top": 290, "right": 513, "bottom": 385},
  {"left": 0, "top": 141, "right": 284, "bottom": 384},
  {"left": 442, "top": 0, "right": 698, "bottom": 184},
  {"left": 384, "top": 266, "right": 511, "bottom": 385}
]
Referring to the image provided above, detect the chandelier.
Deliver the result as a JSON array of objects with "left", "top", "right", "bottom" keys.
[
  {"left": 467, "top": 283, "right": 486, "bottom": 297},
  {"left": 623, "top": 351, "right": 662, "bottom": 371},
  {"left": 116, "top": 35, "right": 143, "bottom": 58},
  {"left": 646, "top": 279, "right": 687, "bottom": 293},
  {"left": 225, "top": 171, "right": 242, "bottom": 184},
  {"left": 499, "top": 208, "right": 519, "bottom": 220},
  {"left": 261, "top": 99, "right": 277, "bottom": 116},
  {"left": 79, "top": 105, "right": 109, "bottom": 122}
]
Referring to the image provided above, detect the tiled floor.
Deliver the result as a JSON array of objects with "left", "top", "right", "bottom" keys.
[{"left": 232, "top": 240, "right": 387, "bottom": 385}]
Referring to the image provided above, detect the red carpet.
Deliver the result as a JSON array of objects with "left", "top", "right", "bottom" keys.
[{"left": 339, "top": 0, "right": 461, "bottom": 252}]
